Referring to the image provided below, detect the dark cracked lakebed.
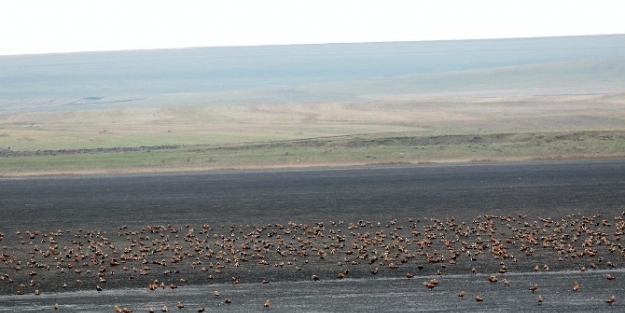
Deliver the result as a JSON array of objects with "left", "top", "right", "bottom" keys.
[{"left": 1, "top": 160, "right": 625, "bottom": 312}]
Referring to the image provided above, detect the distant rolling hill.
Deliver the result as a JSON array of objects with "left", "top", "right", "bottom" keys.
[
  {"left": 0, "top": 34, "right": 624, "bottom": 112},
  {"left": 302, "top": 58, "right": 625, "bottom": 99}
]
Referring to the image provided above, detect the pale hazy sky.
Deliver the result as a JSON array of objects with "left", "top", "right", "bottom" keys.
[{"left": 1, "top": 0, "right": 624, "bottom": 56}]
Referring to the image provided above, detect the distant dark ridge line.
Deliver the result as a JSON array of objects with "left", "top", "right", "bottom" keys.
[
  {"left": 62, "top": 97, "right": 145, "bottom": 106},
  {"left": 0, "top": 145, "right": 180, "bottom": 157},
  {"left": 210, "top": 130, "right": 625, "bottom": 150},
  {"left": 1, "top": 130, "right": 623, "bottom": 157},
  {"left": 183, "top": 130, "right": 625, "bottom": 154}
]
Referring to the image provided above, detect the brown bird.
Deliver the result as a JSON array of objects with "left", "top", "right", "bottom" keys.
[
  {"left": 503, "top": 278, "right": 510, "bottom": 286},
  {"left": 405, "top": 272, "right": 413, "bottom": 279},
  {"left": 487, "top": 275, "right": 498, "bottom": 283},
  {"left": 606, "top": 295, "right": 616, "bottom": 305},
  {"left": 458, "top": 290, "right": 466, "bottom": 298},
  {"left": 176, "top": 301, "right": 184, "bottom": 309},
  {"left": 213, "top": 290, "right": 220, "bottom": 297},
  {"left": 197, "top": 307, "right": 205, "bottom": 313},
  {"left": 423, "top": 278, "right": 438, "bottom": 290},
  {"left": 114, "top": 306, "right": 133, "bottom": 313},
  {"left": 529, "top": 284, "right": 538, "bottom": 293},
  {"left": 224, "top": 298, "right": 232, "bottom": 304},
  {"left": 311, "top": 275, "right": 320, "bottom": 281},
  {"left": 96, "top": 285, "right": 103, "bottom": 292},
  {"left": 161, "top": 305, "right": 168, "bottom": 312},
  {"left": 606, "top": 274, "right": 615, "bottom": 281},
  {"left": 54, "top": 302, "right": 59, "bottom": 310},
  {"left": 573, "top": 281, "right": 580, "bottom": 292},
  {"left": 475, "top": 295, "right": 484, "bottom": 302},
  {"left": 537, "top": 295, "right": 543, "bottom": 305},
  {"left": 424, "top": 281, "right": 436, "bottom": 290},
  {"left": 264, "top": 300, "right": 271, "bottom": 308}
]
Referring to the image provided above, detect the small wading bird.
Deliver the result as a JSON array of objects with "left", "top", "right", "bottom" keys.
[
  {"left": 458, "top": 290, "right": 466, "bottom": 298},
  {"left": 264, "top": 300, "right": 271, "bottom": 308},
  {"left": 573, "top": 281, "right": 580, "bottom": 291},
  {"left": 113, "top": 306, "right": 133, "bottom": 313},
  {"left": 606, "top": 295, "right": 616, "bottom": 305},
  {"left": 475, "top": 295, "right": 484, "bottom": 302},
  {"left": 537, "top": 295, "right": 543, "bottom": 305},
  {"left": 529, "top": 284, "right": 538, "bottom": 293},
  {"left": 423, "top": 278, "right": 438, "bottom": 290}
]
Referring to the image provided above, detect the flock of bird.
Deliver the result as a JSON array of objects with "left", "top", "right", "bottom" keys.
[{"left": 1, "top": 212, "right": 624, "bottom": 311}]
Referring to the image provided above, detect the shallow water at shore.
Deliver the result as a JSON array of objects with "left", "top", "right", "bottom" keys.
[{"left": 2, "top": 269, "right": 625, "bottom": 312}]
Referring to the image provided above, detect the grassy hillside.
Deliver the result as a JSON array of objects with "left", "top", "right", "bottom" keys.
[{"left": 0, "top": 35, "right": 624, "bottom": 175}]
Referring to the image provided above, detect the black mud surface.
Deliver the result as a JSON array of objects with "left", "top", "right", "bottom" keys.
[{"left": 1, "top": 160, "right": 625, "bottom": 311}]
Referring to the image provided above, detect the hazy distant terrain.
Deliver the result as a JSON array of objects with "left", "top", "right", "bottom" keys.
[
  {"left": 1, "top": 34, "right": 624, "bottom": 109},
  {"left": 0, "top": 35, "right": 624, "bottom": 175}
]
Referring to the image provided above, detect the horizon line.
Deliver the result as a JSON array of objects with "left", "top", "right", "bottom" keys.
[{"left": 2, "top": 33, "right": 624, "bottom": 58}]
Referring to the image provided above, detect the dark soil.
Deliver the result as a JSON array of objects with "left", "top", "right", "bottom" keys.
[{"left": 1, "top": 160, "right": 624, "bottom": 296}]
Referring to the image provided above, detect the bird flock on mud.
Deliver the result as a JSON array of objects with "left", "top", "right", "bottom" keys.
[{"left": 1, "top": 212, "right": 625, "bottom": 311}]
